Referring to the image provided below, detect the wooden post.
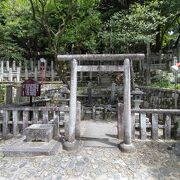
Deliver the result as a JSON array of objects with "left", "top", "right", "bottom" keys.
[
  {"left": 131, "top": 112, "right": 135, "bottom": 139},
  {"left": 117, "top": 103, "right": 124, "bottom": 139},
  {"left": 3, "top": 110, "right": 9, "bottom": 139},
  {"left": 23, "top": 110, "right": 29, "bottom": 135},
  {"left": 43, "top": 111, "right": 49, "bottom": 124},
  {"left": 33, "top": 110, "right": 38, "bottom": 124},
  {"left": 34, "top": 67, "right": 38, "bottom": 81},
  {"left": 8, "top": 68, "right": 13, "bottom": 81},
  {"left": 53, "top": 111, "right": 60, "bottom": 137},
  {"left": 51, "top": 60, "right": 54, "bottom": 81},
  {"left": 140, "top": 113, "right": 147, "bottom": 140},
  {"left": 76, "top": 101, "right": 81, "bottom": 138},
  {"left": 151, "top": 113, "right": 158, "bottom": 140},
  {"left": 6, "top": 61, "right": 9, "bottom": 71},
  {"left": 17, "top": 67, "right": 21, "bottom": 82},
  {"left": 164, "top": 114, "right": 171, "bottom": 139},
  {"left": 13, "top": 110, "right": 19, "bottom": 136},
  {"left": 12, "top": 60, "right": 16, "bottom": 71}
]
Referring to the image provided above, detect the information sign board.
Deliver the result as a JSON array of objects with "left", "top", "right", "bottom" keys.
[{"left": 22, "top": 79, "right": 41, "bottom": 97}]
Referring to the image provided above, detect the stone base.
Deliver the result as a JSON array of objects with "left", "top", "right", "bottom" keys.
[
  {"left": 119, "top": 142, "right": 136, "bottom": 153},
  {"left": 63, "top": 140, "right": 80, "bottom": 151},
  {"left": 1, "top": 139, "right": 61, "bottom": 157}
]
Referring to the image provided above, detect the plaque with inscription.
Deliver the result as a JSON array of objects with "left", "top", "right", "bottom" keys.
[{"left": 22, "top": 79, "right": 41, "bottom": 97}]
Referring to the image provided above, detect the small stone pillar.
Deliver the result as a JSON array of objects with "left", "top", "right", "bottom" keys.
[
  {"left": 120, "top": 58, "right": 135, "bottom": 153},
  {"left": 15, "top": 85, "right": 22, "bottom": 104},
  {"left": 63, "top": 59, "right": 78, "bottom": 150},
  {"left": 76, "top": 101, "right": 81, "bottom": 138},
  {"left": 117, "top": 103, "right": 124, "bottom": 139},
  {"left": 87, "top": 82, "right": 92, "bottom": 105},
  {"left": 111, "top": 82, "right": 116, "bottom": 104},
  {"left": 5, "top": 85, "right": 13, "bottom": 104}
]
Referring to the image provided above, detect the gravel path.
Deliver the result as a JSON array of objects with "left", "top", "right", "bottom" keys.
[{"left": 0, "top": 138, "right": 179, "bottom": 180}]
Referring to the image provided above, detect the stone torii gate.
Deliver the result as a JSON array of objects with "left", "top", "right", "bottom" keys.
[{"left": 57, "top": 54, "right": 145, "bottom": 152}]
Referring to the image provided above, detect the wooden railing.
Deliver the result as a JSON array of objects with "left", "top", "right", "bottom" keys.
[
  {"left": 0, "top": 105, "right": 69, "bottom": 139},
  {"left": 131, "top": 109, "right": 180, "bottom": 140}
]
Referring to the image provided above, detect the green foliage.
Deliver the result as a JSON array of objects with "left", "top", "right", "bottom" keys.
[
  {"left": 100, "top": 0, "right": 180, "bottom": 53},
  {"left": 100, "top": 1, "right": 164, "bottom": 53},
  {"left": 0, "top": 0, "right": 179, "bottom": 66},
  {"left": 60, "top": 8, "right": 101, "bottom": 53},
  {"left": 0, "top": 0, "right": 30, "bottom": 62},
  {"left": 0, "top": 24, "right": 25, "bottom": 62}
]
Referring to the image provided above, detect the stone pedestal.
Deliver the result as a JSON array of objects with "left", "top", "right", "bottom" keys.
[
  {"left": 119, "top": 142, "right": 135, "bottom": 153},
  {"left": 25, "top": 124, "right": 54, "bottom": 142}
]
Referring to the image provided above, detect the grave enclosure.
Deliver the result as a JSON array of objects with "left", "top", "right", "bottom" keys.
[{"left": 0, "top": 54, "right": 180, "bottom": 156}]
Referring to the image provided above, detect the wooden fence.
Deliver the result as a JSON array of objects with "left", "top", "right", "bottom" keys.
[
  {"left": 0, "top": 106, "right": 69, "bottom": 139},
  {"left": 0, "top": 104, "right": 179, "bottom": 141},
  {"left": 0, "top": 60, "right": 56, "bottom": 82},
  {"left": 130, "top": 109, "right": 179, "bottom": 140}
]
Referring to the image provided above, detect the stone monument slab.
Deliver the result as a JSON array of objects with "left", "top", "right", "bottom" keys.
[{"left": 25, "top": 124, "right": 53, "bottom": 142}]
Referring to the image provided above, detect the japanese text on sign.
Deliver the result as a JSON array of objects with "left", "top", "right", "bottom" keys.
[
  {"left": 22, "top": 84, "right": 40, "bottom": 96},
  {"left": 21, "top": 79, "right": 41, "bottom": 97}
]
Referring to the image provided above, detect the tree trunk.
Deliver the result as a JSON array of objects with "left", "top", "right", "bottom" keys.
[{"left": 155, "top": 25, "right": 161, "bottom": 52}]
